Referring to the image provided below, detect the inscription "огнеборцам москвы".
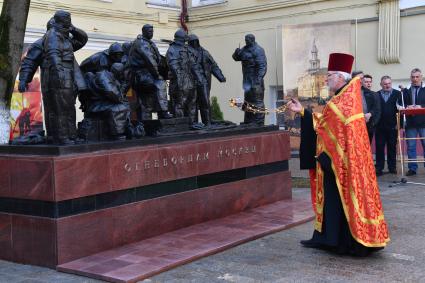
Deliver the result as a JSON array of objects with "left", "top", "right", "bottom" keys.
[{"left": 123, "top": 145, "right": 257, "bottom": 172}]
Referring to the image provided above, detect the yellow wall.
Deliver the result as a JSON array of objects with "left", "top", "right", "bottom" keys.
[
  {"left": 187, "top": 0, "right": 425, "bottom": 124},
  {"left": 25, "top": 0, "right": 180, "bottom": 38},
  {"left": 3, "top": 0, "right": 425, "bottom": 125},
  {"left": 187, "top": 0, "right": 380, "bottom": 123},
  {"left": 1, "top": 0, "right": 183, "bottom": 122},
  {"left": 14, "top": 0, "right": 183, "bottom": 62},
  {"left": 354, "top": 11, "right": 425, "bottom": 90}
]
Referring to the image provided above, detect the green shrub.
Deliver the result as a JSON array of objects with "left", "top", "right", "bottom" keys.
[{"left": 210, "top": 96, "right": 224, "bottom": 121}]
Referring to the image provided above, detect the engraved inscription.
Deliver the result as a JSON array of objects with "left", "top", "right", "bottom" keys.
[{"left": 123, "top": 145, "right": 257, "bottom": 173}]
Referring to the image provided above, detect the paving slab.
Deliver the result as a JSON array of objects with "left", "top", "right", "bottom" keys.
[{"left": 57, "top": 197, "right": 313, "bottom": 283}]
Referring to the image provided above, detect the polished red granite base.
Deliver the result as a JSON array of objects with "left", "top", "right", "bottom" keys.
[
  {"left": 58, "top": 197, "right": 314, "bottom": 283},
  {"left": 55, "top": 171, "right": 291, "bottom": 264},
  {"left": 0, "top": 213, "right": 57, "bottom": 267},
  {"left": 0, "top": 131, "right": 290, "bottom": 201},
  {"left": 0, "top": 171, "right": 291, "bottom": 267},
  {"left": 0, "top": 131, "right": 295, "bottom": 269}
]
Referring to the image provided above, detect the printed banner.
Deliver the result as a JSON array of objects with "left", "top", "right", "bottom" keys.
[
  {"left": 281, "top": 21, "right": 352, "bottom": 149},
  {"left": 9, "top": 44, "right": 44, "bottom": 141}
]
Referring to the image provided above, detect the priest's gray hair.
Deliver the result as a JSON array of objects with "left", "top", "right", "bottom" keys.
[{"left": 336, "top": 71, "right": 352, "bottom": 82}]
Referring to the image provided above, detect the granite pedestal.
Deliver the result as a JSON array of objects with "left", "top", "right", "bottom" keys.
[{"left": 0, "top": 127, "right": 292, "bottom": 268}]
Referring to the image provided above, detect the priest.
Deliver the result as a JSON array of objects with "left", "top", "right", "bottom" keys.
[{"left": 287, "top": 53, "right": 390, "bottom": 256}]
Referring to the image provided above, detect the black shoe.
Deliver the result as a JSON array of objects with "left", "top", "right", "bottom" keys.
[
  {"left": 158, "top": 111, "right": 173, "bottom": 119},
  {"left": 376, "top": 170, "right": 383, "bottom": 176},
  {"left": 300, "top": 239, "right": 321, "bottom": 248},
  {"left": 389, "top": 169, "right": 397, "bottom": 174},
  {"left": 406, "top": 170, "right": 416, "bottom": 176}
]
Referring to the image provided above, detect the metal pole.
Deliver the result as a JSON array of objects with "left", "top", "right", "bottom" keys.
[
  {"left": 355, "top": 18, "right": 358, "bottom": 70},
  {"left": 275, "top": 25, "right": 279, "bottom": 88},
  {"left": 274, "top": 24, "right": 281, "bottom": 126}
]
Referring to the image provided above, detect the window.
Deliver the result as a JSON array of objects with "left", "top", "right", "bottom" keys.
[
  {"left": 400, "top": 0, "right": 425, "bottom": 9},
  {"left": 269, "top": 86, "right": 285, "bottom": 127},
  {"left": 191, "top": 0, "right": 226, "bottom": 7},
  {"left": 146, "top": 0, "right": 179, "bottom": 10},
  {"left": 147, "top": 0, "right": 177, "bottom": 7}
]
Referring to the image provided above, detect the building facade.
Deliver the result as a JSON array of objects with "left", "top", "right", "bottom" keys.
[
  {"left": 187, "top": 0, "right": 425, "bottom": 124},
  {"left": 2, "top": 0, "right": 425, "bottom": 125}
]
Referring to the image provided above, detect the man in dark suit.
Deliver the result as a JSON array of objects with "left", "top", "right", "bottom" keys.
[
  {"left": 399, "top": 68, "right": 425, "bottom": 176},
  {"left": 361, "top": 74, "right": 381, "bottom": 143},
  {"left": 375, "top": 76, "right": 401, "bottom": 176}
]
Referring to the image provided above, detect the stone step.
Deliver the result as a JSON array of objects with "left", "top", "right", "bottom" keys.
[{"left": 57, "top": 197, "right": 314, "bottom": 283}]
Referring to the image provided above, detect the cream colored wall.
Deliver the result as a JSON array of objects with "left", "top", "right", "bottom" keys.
[
  {"left": 26, "top": 0, "right": 180, "bottom": 39},
  {"left": 2, "top": 0, "right": 182, "bottom": 122},
  {"left": 0, "top": 0, "right": 181, "bottom": 44},
  {"left": 4, "top": 0, "right": 424, "bottom": 125},
  {"left": 14, "top": 0, "right": 182, "bottom": 61},
  {"left": 190, "top": 1, "right": 425, "bottom": 124},
  {"left": 188, "top": 0, "right": 380, "bottom": 124},
  {"left": 354, "top": 11, "right": 425, "bottom": 90}
]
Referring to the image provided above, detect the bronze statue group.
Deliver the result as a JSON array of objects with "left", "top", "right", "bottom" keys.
[
  {"left": 18, "top": 10, "right": 267, "bottom": 145},
  {"left": 18, "top": 10, "right": 392, "bottom": 259}
]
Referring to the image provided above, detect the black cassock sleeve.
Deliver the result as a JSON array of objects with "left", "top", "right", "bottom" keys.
[{"left": 299, "top": 110, "right": 317, "bottom": 169}]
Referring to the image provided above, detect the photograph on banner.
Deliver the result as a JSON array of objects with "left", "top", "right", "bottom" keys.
[
  {"left": 281, "top": 21, "right": 351, "bottom": 149},
  {"left": 9, "top": 43, "right": 44, "bottom": 141}
]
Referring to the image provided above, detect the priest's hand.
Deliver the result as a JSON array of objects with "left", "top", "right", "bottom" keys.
[
  {"left": 364, "top": 113, "right": 371, "bottom": 122},
  {"left": 286, "top": 98, "right": 303, "bottom": 113}
]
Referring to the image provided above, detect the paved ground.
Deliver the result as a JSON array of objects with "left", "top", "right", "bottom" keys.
[{"left": 1, "top": 165, "right": 425, "bottom": 283}]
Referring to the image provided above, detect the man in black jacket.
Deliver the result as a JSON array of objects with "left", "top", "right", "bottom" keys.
[
  {"left": 375, "top": 76, "right": 401, "bottom": 176},
  {"left": 399, "top": 68, "right": 425, "bottom": 176},
  {"left": 362, "top": 74, "right": 381, "bottom": 143},
  {"left": 352, "top": 72, "right": 381, "bottom": 143}
]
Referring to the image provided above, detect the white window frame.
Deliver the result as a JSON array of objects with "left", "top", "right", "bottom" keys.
[
  {"left": 147, "top": 0, "right": 177, "bottom": 6},
  {"left": 146, "top": 0, "right": 179, "bottom": 10},
  {"left": 191, "top": 0, "right": 226, "bottom": 7}
]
